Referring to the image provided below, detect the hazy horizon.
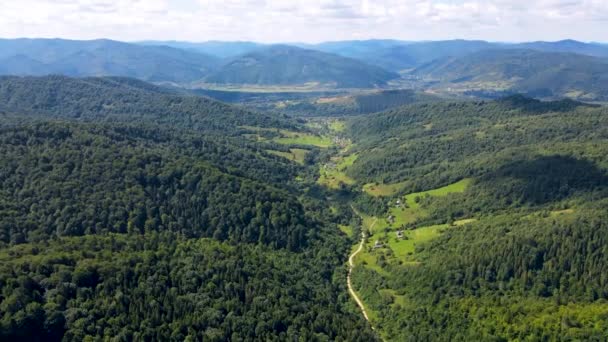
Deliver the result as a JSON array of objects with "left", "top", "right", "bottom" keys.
[
  {"left": 1, "top": 37, "right": 606, "bottom": 45},
  {"left": 1, "top": 1, "right": 607, "bottom": 44}
]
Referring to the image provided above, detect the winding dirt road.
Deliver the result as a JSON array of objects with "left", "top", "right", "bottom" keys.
[{"left": 347, "top": 209, "right": 377, "bottom": 327}]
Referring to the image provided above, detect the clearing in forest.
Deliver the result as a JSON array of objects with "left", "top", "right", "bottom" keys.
[
  {"left": 267, "top": 148, "right": 309, "bottom": 164},
  {"left": 274, "top": 132, "right": 332, "bottom": 148},
  {"left": 318, "top": 154, "right": 358, "bottom": 189}
]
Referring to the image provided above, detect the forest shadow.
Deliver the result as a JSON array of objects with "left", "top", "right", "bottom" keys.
[
  {"left": 480, "top": 155, "right": 608, "bottom": 205},
  {"left": 496, "top": 94, "right": 596, "bottom": 114}
]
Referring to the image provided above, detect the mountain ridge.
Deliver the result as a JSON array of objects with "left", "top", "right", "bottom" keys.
[{"left": 205, "top": 44, "right": 400, "bottom": 88}]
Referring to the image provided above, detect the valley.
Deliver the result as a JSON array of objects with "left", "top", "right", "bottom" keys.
[
  {"left": 3, "top": 38, "right": 608, "bottom": 102},
  {"left": 1, "top": 38, "right": 608, "bottom": 342},
  {"left": 4, "top": 0, "right": 608, "bottom": 338},
  {"left": 298, "top": 96, "right": 608, "bottom": 340}
]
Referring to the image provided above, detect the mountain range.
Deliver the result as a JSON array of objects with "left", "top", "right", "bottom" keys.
[
  {"left": 1, "top": 38, "right": 608, "bottom": 97},
  {"left": 0, "top": 38, "right": 219, "bottom": 82},
  {"left": 204, "top": 45, "right": 399, "bottom": 88},
  {"left": 413, "top": 49, "right": 608, "bottom": 100}
]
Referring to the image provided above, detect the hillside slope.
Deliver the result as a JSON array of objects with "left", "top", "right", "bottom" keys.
[
  {"left": 0, "top": 75, "right": 289, "bottom": 132},
  {"left": 138, "top": 40, "right": 264, "bottom": 58},
  {"left": 0, "top": 39, "right": 219, "bottom": 82},
  {"left": 205, "top": 45, "right": 399, "bottom": 88},
  {"left": 0, "top": 76, "right": 378, "bottom": 340},
  {"left": 412, "top": 49, "right": 608, "bottom": 100},
  {"left": 340, "top": 97, "right": 608, "bottom": 340},
  {"left": 310, "top": 39, "right": 608, "bottom": 72},
  {"left": 244, "top": 89, "right": 441, "bottom": 117}
]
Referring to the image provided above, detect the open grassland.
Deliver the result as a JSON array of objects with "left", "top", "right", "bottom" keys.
[
  {"left": 363, "top": 178, "right": 471, "bottom": 199},
  {"left": 329, "top": 120, "right": 346, "bottom": 132},
  {"left": 338, "top": 224, "right": 354, "bottom": 239},
  {"left": 318, "top": 154, "right": 358, "bottom": 189},
  {"left": 386, "top": 219, "right": 476, "bottom": 261},
  {"left": 387, "top": 224, "right": 448, "bottom": 260},
  {"left": 192, "top": 82, "right": 336, "bottom": 93},
  {"left": 363, "top": 181, "right": 409, "bottom": 197},
  {"left": 379, "top": 178, "right": 473, "bottom": 228},
  {"left": 318, "top": 166, "right": 356, "bottom": 189},
  {"left": 403, "top": 178, "right": 472, "bottom": 209},
  {"left": 354, "top": 179, "right": 477, "bottom": 269},
  {"left": 274, "top": 133, "right": 332, "bottom": 148},
  {"left": 338, "top": 153, "right": 357, "bottom": 169},
  {"left": 266, "top": 148, "right": 309, "bottom": 164},
  {"left": 241, "top": 126, "right": 333, "bottom": 148}
]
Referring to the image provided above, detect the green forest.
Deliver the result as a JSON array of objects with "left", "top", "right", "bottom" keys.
[
  {"left": 0, "top": 76, "right": 376, "bottom": 341},
  {"left": 340, "top": 96, "right": 608, "bottom": 340},
  {"left": 1, "top": 75, "right": 608, "bottom": 341}
]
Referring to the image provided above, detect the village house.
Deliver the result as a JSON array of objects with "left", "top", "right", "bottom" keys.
[
  {"left": 373, "top": 240, "right": 384, "bottom": 249},
  {"left": 325, "top": 162, "right": 337, "bottom": 170}
]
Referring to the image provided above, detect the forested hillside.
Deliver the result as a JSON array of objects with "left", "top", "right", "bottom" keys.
[
  {"left": 0, "top": 76, "right": 294, "bottom": 133},
  {"left": 205, "top": 45, "right": 399, "bottom": 88},
  {"left": 0, "top": 39, "right": 219, "bottom": 83},
  {"left": 2, "top": 73, "right": 607, "bottom": 341},
  {"left": 0, "top": 76, "right": 377, "bottom": 341},
  {"left": 202, "top": 89, "right": 440, "bottom": 117},
  {"left": 339, "top": 96, "right": 608, "bottom": 340},
  {"left": 253, "top": 89, "right": 441, "bottom": 117},
  {"left": 0, "top": 121, "right": 307, "bottom": 249},
  {"left": 412, "top": 49, "right": 608, "bottom": 100},
  {"left": 310, "top": 39, "right": 608, "bottom": 71}
]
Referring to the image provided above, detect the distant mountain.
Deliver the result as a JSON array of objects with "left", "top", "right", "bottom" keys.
[
  {"left": 308, "top": 40, "right": 408, "bottom": 58},
  {"left": 308, "top": 39, "right": 608, "bottom": 72},
  {"left": 138, "top": 40, "right": 264, "bottom": 58},
  {"left": 0, "top": 38, "right": 219, "bottom": 82},
  {"left": 307, "top": 40, "right": 496, "bottom": 71},
  {"left": 205, "top": 45, "right": 400, "bottom": 88},
  {"left": 412, "top": 49, "right": 608, "bottom": 100},
  {"left": 514, "top": 39, "right": 608, "bottom": 57}
]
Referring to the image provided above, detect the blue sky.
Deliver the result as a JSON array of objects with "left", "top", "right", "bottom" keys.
[{"left": 1, "top": 0, "right": 606, "bottom": 43}]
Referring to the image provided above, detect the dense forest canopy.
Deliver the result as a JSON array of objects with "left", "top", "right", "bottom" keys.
[
  {"left": 0, "top": 76, "right": 377, "bottom": 341},
  {"left": 204, "top": 45, "right": 399, "bottom": 88},
  {"left": 0, "top": 75, "right": 296, "bottom": 133},
  {"left": 347, "top": 96, "right": 606, "bottom": 188},
  {"left": 413, "top": 49, "right": 608, "bottom": 101},
  {"left": 1, "top": 72, "right": 607, "bottom": 341},
  {"left": 341, "top": 95, "right": 608, "bottom": 340}
]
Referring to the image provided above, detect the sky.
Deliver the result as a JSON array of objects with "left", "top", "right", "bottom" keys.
[{"left": 0, "top": 0, "right": 607, "bottom": 43}]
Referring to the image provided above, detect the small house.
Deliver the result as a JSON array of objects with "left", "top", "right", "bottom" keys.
[
  {"left": 373, "top": 240, "right": 384, "bottom": 249},
  {"left": 387, "top": 215, "right": 395, "bottom": 224},
  {"left": 325, "top": 162, "right": 337, "bottom": 170},
  {"left": 396, "top": 230, "right": 404, "bottom": 239}
]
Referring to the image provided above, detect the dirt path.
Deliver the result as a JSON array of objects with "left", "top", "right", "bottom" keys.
[{"left": 347, "top": 207, "right": 377, "bottom": 327}]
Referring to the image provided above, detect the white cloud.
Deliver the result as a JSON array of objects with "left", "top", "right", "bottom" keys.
[{"left": 0, "top": 0, "right": 606, "bottom": 42}]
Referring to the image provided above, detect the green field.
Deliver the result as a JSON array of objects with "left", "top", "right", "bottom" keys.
[
  {"left": 274, "top": 133, "right": 332, "bottom": 148},
  {"left": 241, "top": 126, "right": 332, "bottom": 148},
  {"left": 386, "top": 224, "right": 448, "bottom": 260},
  {"left": 329, "top": 120, "right": 346, "bottom": 132},
  {"left": 338, "top": 154, "right": 358, "bottom": 169},
  {"left": 403, "top": 178, "right": 472, "bottom": 209},
  {"left": 382, "top": 178, "right": 472, "bottom": 228},
  {"left": 338, "top": 224, "right": 354, "bottom": 238},
  {"left": 353, "top": 179, "right": 476, "bottom": 270},
  {"left": 363, "top": 181, "right": 409, "bottom": 197},
  {"left": 267, "top": 148, "right": 309, "bottom": 164},
  {"left": 318, "top": 154, "right": 358, "bottom": 189}
]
